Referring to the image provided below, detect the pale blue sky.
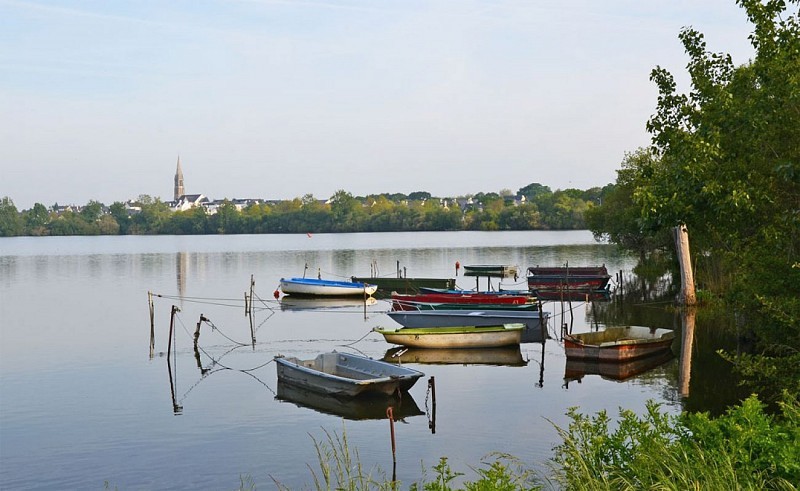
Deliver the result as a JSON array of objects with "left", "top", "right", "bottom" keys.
[{"left": 1, "top": 0, "right": 756, "bottom": 209}]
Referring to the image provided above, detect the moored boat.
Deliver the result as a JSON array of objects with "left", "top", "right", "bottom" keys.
[
  {"left": 392, "top": 300, "right": 540, "bottom": 312},
  {"left": 526, "top": 265, "right": 611, "bottom": 292},
  {"left": 386, "top": 309, "right": 549, "bottom": 343},
  {"left": 279, "top": 277, "right": 378, "bottom": 297},
  {"left": 373, "top": 324, "right": 524, "bottom": 349},
  {"left": 463, "top": 264, "right": 519, "bottom": 277},
  {"left": 274, "top": 351, "right": 424, "bottom": 397},
  {"left": 563, "top": 326, "right": 675, "bottom": 362},
  {"left": 391, "top": 291, "right": 533, "bottom": 307},
  {"left": 350, "top": 276, "right": 456, "bottom": 295}
]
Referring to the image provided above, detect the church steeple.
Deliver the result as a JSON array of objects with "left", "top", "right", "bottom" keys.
[{"left": 174, "top": 156, "right": 185, "bottom": 201}]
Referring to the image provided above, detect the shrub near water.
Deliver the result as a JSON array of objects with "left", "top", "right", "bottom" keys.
[{"left": 549, "top": 395, "right": 800, "bottom": 490}]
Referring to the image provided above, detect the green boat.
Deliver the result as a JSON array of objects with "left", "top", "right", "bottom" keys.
[
  {"left": 462, "top": 264, "right": 519, "bottom": 277},
  {"left": 350, "top": 276, "right": 455, "bottom": 295}
]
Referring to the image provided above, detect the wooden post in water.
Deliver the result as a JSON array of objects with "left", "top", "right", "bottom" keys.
[
  {"left": 250, "top": 274, "right": 255, "bottom": 308},
  {"left": 148, "top": 291, "right": 155, "bottom": 358},
  {"left": 387, "top": 407, "right": 396, "bottom": 462},
  {"left": 428, "top": 376, "right": 437, "bottom": 434},
  {"left": 674, "top": 225, "right": 697, "bottom": 306},
  {"left": 167, "top": 305, "right": 180, "bottom": 359}
]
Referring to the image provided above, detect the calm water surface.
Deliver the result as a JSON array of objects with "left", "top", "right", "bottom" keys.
[{"left": 0, "top": 231, "right": 732, "bottom": 490}]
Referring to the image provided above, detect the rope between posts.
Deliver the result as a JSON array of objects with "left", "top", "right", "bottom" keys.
[
  {"left": 176, "top": 315, "right": 277, "bottom": 375},
  {"left": 202, "top": 317, "right": 250, "bottom": 346},
  {"left": 338, "top": 328, "right": 377, "bottom": 347}
]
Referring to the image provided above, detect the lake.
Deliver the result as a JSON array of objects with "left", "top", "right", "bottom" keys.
[{"left": 0, "top": 231, "right": 746, "bottom": 490}]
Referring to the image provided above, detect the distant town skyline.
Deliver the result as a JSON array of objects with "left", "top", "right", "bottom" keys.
[{"left": 2, "top": 1, "right": 756, "bottom": 210}]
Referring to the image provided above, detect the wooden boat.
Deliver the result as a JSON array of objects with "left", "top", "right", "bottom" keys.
[
  {"left": 274, "top": 351, "right": 424, "bottom": 397},
  {"left": 563, "top": 326, "right": 675, "bottom": 362},
  {"left": 392, "top": 300, "right": 540, "bottom": 312},
  {"left": 564, "top": 349, "right": 675, "bottom": 383},
  {"left": 462, "top": 264, "right": 519, "bottom": 277},
  {"left": 275, "top": 382, "right": 424, "bottom": 420},
  {"left": 279, "top": 277, "right": 378, "bottom": 297},
  {"left": 373, "top": 324, "right": 524, "bottom": 349},
  {"left": 350, "top": 276, "right": 455, "bottom": 295},
  {"left": 386, "top": 309, "right": 549, "bottom": 343},
  {"left": 526, "top": 265, "right": 611, "bottom": 292},
  {"left": 391, "top": 291, "right": 533, "bottom": 307},
  {"left": 383, "top": 346, "right": 527, "bottom": 366}
]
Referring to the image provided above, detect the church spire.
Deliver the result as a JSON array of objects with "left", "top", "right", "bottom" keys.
[{"left": 174, "top": 156, "right": 185, "bottom": 201}]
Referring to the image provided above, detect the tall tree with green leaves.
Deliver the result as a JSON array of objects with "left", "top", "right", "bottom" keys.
[
  {"left": 0, "top": 197, "right": 23, "bottom": 237},
  {"left": 629, "top": 0, "right": 800, "bottom": 399}
]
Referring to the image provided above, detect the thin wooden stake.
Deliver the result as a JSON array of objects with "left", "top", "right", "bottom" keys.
[
  {"left": 167, "top": 305, "right": 180, "bottom": 359},
  {"left": 148, "top": 291, "right": 155, "bottom": 358},
  {"left": 387, "top": 407, "right": 396, "bottom": 464}
]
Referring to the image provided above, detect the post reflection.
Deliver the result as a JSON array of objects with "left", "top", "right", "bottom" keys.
[{"left": 679, "top": 307, "right": 697, "bottom": 397}]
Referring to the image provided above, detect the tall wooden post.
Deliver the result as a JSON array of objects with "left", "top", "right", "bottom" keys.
[
  {"left": 148, "top": 291, "right": 155, "bottom": 358},
  {"left": 674, "top": 224, "right": 697, "bottom": 306}
]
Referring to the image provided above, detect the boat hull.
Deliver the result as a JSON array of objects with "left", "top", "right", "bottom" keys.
[
  {"left": 374, "top": 325, "right": 523, "bottom": 349},
  {"left": 563, "top": 326, "right": 675, "bottom": 362},
  {"left": 392, "top": 301, "right": 540, "bottom": 312},
  {"left": 351, "top": 276, "right": 455, "bottom": 295},
  {"left": 387, "top": 310, "right": 549, "bottom": 342},
  {"left": 274, "top": 352, "right": 424, "bottom": 397},
  {"left": 463, "top": 264, "right": 519, "bottom": 277},
  {"left": 526, "top": 265, "right": 611, "bottom": 292},
  {"left": 280, "top": 277, "right": 378, "bottom": 297},
  {"left": 391, "top": 292, "right": 533, "bottom": 306}
]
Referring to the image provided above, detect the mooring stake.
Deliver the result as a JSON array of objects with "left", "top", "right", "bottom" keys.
[
  {"left": 387, "top": 406, "right": 396, "bottom": 464},
  {"left": 148, "top": 291, "right": 155, "bottom": 358},
  {"left": 167, "top": 305, "right": 180, "bottom": 359}
]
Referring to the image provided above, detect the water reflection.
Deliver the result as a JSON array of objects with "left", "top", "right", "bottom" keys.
[
  {"left": 563, "top": 350, "right": 676, "bottom": 386},
  {"left": 383, "top": 346, "right": 528, "bottom": 366},
  {"left": 679, "top": 307, "right": 697, "bottom": 397},
  {"left": 275, "top": 382, "right": 423, "bottom": 421},
  {"left": 279, "top": 296, "right": 377, "bottom": 311}
]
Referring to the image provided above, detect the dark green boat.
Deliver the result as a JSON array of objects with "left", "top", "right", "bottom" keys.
[{"left": 350, "top": 276, "right": 455, "bottom": 295}]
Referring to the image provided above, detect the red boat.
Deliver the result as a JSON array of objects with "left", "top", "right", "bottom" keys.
[
  {"left": 391, "top": 291, "right": 534, "bottom": 311},
  {"left": 527, "top": 265, "right": 611, "bottom": 292}
]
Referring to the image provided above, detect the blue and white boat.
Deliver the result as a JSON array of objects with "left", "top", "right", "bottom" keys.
[{"left": 279, "top": 277, "right": 378, "bottom": 297}]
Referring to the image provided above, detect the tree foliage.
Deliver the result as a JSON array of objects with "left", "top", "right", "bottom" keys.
[
  {"left": 0, "top": 182, "right": 602, "bottom": 237},
  {"left": 588, "top": 0, "right": 800, "bottom": 397}
]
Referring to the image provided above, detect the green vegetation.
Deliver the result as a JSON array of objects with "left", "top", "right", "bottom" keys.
[
  {"left": 0, "top": 184, "right": 602, "bottom": 236},
  {"left": 586, "top": 0, "right": 800, "bottom": 402},
  {"left": 550, "top": 394, "right": 800, "bottom": 490},
  {"left": 243, "top": 395, "right": 800, "bottom": 490}
]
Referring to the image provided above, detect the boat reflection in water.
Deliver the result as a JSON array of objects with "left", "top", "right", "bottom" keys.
[
  {"left": 275, "top": 382, "right": 423, "bottom": 421},
  {"left": 279, "top": 296, "right": 378, "bottom": 311},
  {"left": 383, "top": 346, "right": 527, "bottom": 367},
  {"left": 563, "top": 349, "right": 675, "bottom": 385}
]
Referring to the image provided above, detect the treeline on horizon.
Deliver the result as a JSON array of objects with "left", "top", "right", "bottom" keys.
[{"left": 0, "top": 182, "right": 607, "bottom": 236}]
